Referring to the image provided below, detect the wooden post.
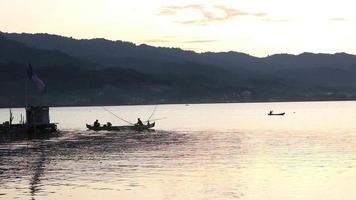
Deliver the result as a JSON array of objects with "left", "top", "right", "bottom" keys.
[{"left": 9, "top": 109, "right": 13, "bottom": 125}]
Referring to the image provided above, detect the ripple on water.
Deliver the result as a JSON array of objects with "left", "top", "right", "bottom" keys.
[
  {"left": 0, "top": 130, "right": 193, "bottom": 199},
  {"left": 2, "top": 126, "right": 356, "bottom": 200}
]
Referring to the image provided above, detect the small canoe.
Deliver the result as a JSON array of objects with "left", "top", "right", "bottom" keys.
[
  {"left": 268, "top": 112, "right": 285, "bottom": 116},
  {"left": 86, "top": 122, "right": 155, "bottom": 132}
]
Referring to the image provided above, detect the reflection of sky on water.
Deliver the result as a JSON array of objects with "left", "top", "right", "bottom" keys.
[
  {"left": 1, "top": 102, "right": 356, "bottom": 200},
  {"left": 0, "top": 130, "right": 191, "bottom": 200},
  {"left": 29, "top": 143, "right": 47, "bottom": 200}
]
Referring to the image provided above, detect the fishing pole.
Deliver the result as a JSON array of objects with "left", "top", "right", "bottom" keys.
[
  {"left": 101, "top": 107, "right": 134, "bottom": 125},
  {"left": 147, "top": 105, "right": 157, "bottom": 121},
  {"left": 143, "top": 117, "right": 167, "bottom": 122}
]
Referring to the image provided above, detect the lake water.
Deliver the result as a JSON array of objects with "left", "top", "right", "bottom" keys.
[{"left": 1, "top": 101, "right": 356, "bottom": 200}]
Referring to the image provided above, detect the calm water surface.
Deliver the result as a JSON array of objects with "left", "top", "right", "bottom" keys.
[{"left": 1, "top": 101, "right": 356, "bottom": 200}]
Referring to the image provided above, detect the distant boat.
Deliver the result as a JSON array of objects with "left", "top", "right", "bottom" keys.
[
  {"left": 268, "top": 111, "right": 285, "bottom": 116},
  {"left": 86, "top": 122, "right": 155, "bottom": 132}
]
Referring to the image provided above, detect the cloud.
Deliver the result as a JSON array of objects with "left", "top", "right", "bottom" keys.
[
  {"left": 330, "top": 18, "right": 347, "bottom": 21},
  {"left": 142, "top": 38, "right": 217, "bottom": 44},
  {"left": 262, "top": 18, "right": 289, "bottom": 23},
  {"left": 159, "top": 4, "right": 266, "bottom": 25},
  {"left": 143, "top": 39, "right": 171, "bottom": 43},
  {"left": 182, "top": 39, "right": 217, "bottom": 43}
]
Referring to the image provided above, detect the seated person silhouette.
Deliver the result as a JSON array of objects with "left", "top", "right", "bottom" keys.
[
  {"left": 107, "top": 122, "right": 112, "bottom": 127},
  {"left": 136, "top": 118, "right": 143, "bottom": 126}
]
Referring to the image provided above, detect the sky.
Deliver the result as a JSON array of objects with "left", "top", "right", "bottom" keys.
[{"left": 1, "top": 0, "right": 356, "bottom": 57}]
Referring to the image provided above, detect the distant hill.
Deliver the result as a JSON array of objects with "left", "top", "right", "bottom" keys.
[
  {"left": 1, "top": 32, "right": 197, "bottom": 71},
  {"left": 0, "top": 36, "right": 255, "bottom": 107},
  {"left": 0, "top": 35, "right": 86, "bottom": 67},
  {"left": 1, "top": 31, "right": 356, "bottom": 107},
  {"left": 3, "top": 32, "right": 356, "bottom": 72}
]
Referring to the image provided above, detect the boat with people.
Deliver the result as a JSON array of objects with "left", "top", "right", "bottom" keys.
[
  {"left": 267, "top": 110, "right": 285, "bottom": 116},
  {"left": 86, "top": 107, "right": 160, "bottom": 132},
  {"left": 86, "top": 120, "right": 155, "bottom": 132}
]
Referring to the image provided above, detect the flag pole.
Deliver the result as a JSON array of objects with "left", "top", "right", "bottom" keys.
[{"left": 25, "top": 69, "right": 29, "bottom": 109}]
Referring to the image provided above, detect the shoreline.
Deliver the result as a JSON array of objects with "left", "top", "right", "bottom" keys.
[{"left": 1, "top": 98, "right": 356, "bottom": 109}]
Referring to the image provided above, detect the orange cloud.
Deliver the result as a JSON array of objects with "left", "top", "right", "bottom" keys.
[
  {"left": 262, "top": 18, "right": 289, "bottom": 23},
  {"left": 142, "top": 38, "right": 217, "bottom": 44},
  {"left": 182, "top": 39, "right": 217, "bottom": 43},
  {"left": 143, "top": 39, "right": 171, "bottom": 43},
  {"left": 330, "top": 18, "right": 347, "bottom": 21},
  {"left": 159, "top": 4, "right": 266, "bottom": 25}
]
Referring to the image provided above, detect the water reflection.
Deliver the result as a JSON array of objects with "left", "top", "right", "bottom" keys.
[
  {"left": 30, "top": 143, "right": 47, "bottom": 200},
  {"left": 1, "top": 102, "right": 356, "bottom": 200},
  {"left": 1, "top": 127, "right": 356, "bottom": 200},
  {"left": 0, "top": 130, "right": 191, "bottom": 200}
]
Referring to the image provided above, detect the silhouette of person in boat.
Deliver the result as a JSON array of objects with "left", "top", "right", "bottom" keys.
[
  {"left": 136, "top": 118, "right": 143, "bottom": 126},
  {"left": 94, "top": 119, "right": 100, "bottom": 128}
]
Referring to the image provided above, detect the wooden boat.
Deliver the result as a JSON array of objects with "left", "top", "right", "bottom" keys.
[
  {"left": 86, "top": 122, "right": 155, "bottom": 132},
  {"left": 268, "top": 112, "right": 285, "bottom": 116}
]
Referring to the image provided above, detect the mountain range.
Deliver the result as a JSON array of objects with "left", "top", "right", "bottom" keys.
[{"left": 1, "top": 31, "right": 356, "bottom": 107}]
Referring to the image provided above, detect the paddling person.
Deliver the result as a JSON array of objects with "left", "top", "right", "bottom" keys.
[{"left": 136, "top": 118, "right": 143, "bottom": 126}]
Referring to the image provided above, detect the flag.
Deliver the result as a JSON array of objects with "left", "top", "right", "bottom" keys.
[{"left": 27, "top": 64, "right": 47, "bottom": 93}]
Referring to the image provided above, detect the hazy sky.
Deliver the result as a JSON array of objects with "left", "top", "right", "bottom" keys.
[{"left": 1, "top": 0, "right": 355, "bottom": 57}]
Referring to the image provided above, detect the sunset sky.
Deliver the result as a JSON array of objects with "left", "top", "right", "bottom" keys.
[{"left": 1, "top": 0, "right": 355, "bottom": 57}]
